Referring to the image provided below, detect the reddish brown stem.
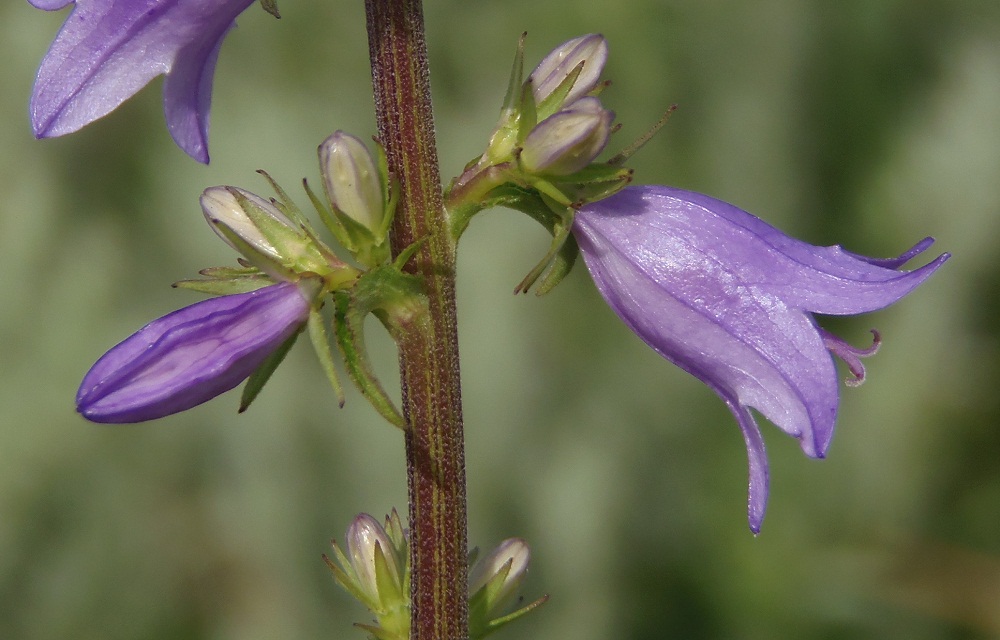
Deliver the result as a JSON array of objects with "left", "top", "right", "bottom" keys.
[{"left": 364, "top": 1, "right": 469, "bottom": 638}]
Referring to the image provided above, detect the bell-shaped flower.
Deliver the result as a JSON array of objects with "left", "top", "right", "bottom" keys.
[
  {"left": 519, "top": 97, "right": 614, "bottom": 176},
  {"left": 29, "top": 0, "right": 258, "bottom": 163},
  {"left": 77, "top": 281, "right": 314, "bottom": 423},
  {"left": 529, "top": 33, "right": 608, "bottom": 110},
  {"left": 572, "top": 185, "right": 949, "bottom": 533}
]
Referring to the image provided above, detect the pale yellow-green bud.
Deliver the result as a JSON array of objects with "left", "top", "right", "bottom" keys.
[{"left": 319, "top": 131, "right": 386, "bottom": 234}]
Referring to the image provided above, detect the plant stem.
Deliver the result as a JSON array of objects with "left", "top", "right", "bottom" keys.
[{"left": 364, "top": 1, "right": 469, "bottom": 639}]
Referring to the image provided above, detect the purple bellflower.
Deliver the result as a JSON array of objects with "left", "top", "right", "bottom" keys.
[
  {"left": 572, "top": 185, "right": 949, "bottom": 533},
  {"left": 77, "top": 280, "right": 312, "bottom": 423},
  {"left": 29, "top": 0, "right": 257, "bottom": 163}
]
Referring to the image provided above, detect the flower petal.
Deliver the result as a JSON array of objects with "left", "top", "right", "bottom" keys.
[
  {"left": 723, "top": 396, "right": 769, "bottom": 534},
  {"left": 632, "top": 188, "right": 950, "bottom": 315},
  {"left": 574, "top": 190, "right": 840, "bottom": 458},
  {"left": 77, "top": 282, "right": 309, "bottom": 423},
  {"left": 30, "top": 0, "right": 255, "bottom": 163},
  {"left": 30, "top": 0, "right": 73, "bottom": 9}
]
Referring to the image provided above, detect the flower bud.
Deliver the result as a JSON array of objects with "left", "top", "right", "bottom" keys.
[
  {"left": 529, "top": 34, "right": 608, "bottom": 108},
  {"left": 468, "top": 537, "right": 530, "bottom": 614},
  {"left": 200, "top": 186, "right": 297, "bottom": 260},
  {"left": 519, "top": 97, "right": 614, "bottom": 176},
  {"left": 77, "top": 282, "right": 313, "bottom": 423},
  {"left": 346, "top": 513, "right": 404, "bottom": 604},
  {"left": 319, "top": 131, "right": 386, "bottom": 234}
]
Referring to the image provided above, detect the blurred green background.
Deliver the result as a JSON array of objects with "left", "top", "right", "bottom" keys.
[{"left": 2, "top": 1, "right": 998, "bottom": 638}]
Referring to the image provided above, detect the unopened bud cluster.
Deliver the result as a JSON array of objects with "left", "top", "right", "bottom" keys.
[
  {"left": 326, "top": 511, "right": 545, "bottom": 640},
  {"left": 446, "top": 34, "right": 636, "bottom": 295},
  {"left": 469, "top": 33, "right": 620, "bottom": 185}
]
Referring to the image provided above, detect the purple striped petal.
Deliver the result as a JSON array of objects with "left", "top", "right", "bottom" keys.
[{"left": 77, "top": 282, "right": 310, "bottom": 423}]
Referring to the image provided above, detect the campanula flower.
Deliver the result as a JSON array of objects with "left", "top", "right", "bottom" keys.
[
  {"left": 572, "top": 185, "right": 949, "bottom": 533},
  {"left": 77, "top": 280, "right": 314, "bottom": 423},
  {"left": 29, "top": 0, "right": 257, "bottom": 163}
]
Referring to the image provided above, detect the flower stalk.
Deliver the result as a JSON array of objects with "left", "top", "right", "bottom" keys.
[{"left": 364, "top": 0, "right": 469, "bottom": 638}]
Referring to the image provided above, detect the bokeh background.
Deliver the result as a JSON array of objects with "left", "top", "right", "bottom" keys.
[{"left": 2, "top": 1, "right": 998, "bottom": 638}]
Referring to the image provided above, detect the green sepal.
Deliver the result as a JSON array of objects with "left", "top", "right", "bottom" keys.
[
  {"left": 607, "top": 104, "right": 677, "bottom": 166},
  {"left": 533, "top": 60, "right": 585, "bottom": 121},
  {"left": 259, "top": 0, "right": 280, "bottom": 18},
  {"left": 172, "top": 275, "right": 274, "bottom": 295},
  {"left": 239, "top": 328, "right": 301, "bottom": 413},
  {"left": 323, "top": 550, "right": 378, "bottom": 611},
  {"left": 229, "top": 187, "right": 326, "bottom": 270},
  {"left": 256, "top": 169, "right": 310, "bottom": 228},
  {"left": 373, "top": 541, "right": 404, "bottom": 607},
  {"left": 333, "top": 289, "right": 407, "bottom": 429},
  {"left": 535, "top": 233, "right": 578, "bottom": 295},
  {"left": 333, "top": 204, "right": 378, "bottom": 255},
  {"left": 511, "top": 202, "right": 576, "bottom": 295},
  {"left": 553, "top": 163, "right": 633, "bottom": 190},
  {"left": 307, "top": 305, "right": 346, "bottom": 408},
  {"left": 515, "top": 68, "right": 539, "bottom": 145},
  {"left": 303, "top": 177, "right": 355, "bottom": 252},
  {"left": 499, "top": 33, "right": 526, "bottom": 118},
  {"left": 478, "top": 595, "right": 550, "bottom": 639},
  {"left": 209, "top": 208, "right": 299, "bottom": 282},
  {"left": 197, "top": 265, "right": 261, "bottom": 278},
  {"left": 373, "top": 141, "right": 399, "bottom": 247}
]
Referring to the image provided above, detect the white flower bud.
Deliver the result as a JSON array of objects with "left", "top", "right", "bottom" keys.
[
  {"left": 529, "top": 34, "right": 608, "bottom": 108},
  {"left": 200, "top": 186, "right": 296, "bottom": 259},
  {"left": 319, "top": 131, "right": 386, "bottom": 234},
  {"left": 468, "top": 537, "right": 530, "bottom": 613},
  {"left": 519, "top": 97, "right": 614, "bottom": 176},
  {"left": 346, "top": 513, "right": 403, "bottom": 603}
]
